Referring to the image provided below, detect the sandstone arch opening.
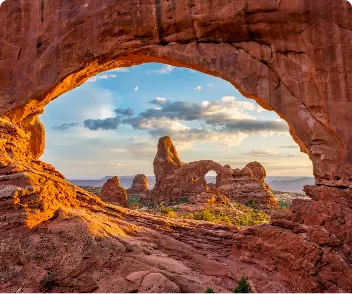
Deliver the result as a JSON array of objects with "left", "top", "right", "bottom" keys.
[
  {"left": 38, "top": 63, "right": 311, "bottom": 191},
  {"left": 205, "top": 171, "right": 217, "bottom": 185}
]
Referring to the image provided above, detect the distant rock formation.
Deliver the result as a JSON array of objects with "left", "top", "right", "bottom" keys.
[
  {"left": 153, "top": 136, "right": 183, "bottom": 183},
  {"left": 127, "top": 174, "right": 150, "bottom": 197},
  {"left": 217, "top": 162, "right": 276, "bottom": 205},
  {"left": 101, "top": 176, "right": 128, "bottom": 206},
  {"left": 152, "top": 137, "right": 276, "bottom": 205}
]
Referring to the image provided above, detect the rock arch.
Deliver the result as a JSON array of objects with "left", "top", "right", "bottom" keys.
[
  {"left": 0, "top": 1, "right": 352, "bottom": 292},
  {"left": 0, "top": 0, "right": 351, "bottom": 187}
]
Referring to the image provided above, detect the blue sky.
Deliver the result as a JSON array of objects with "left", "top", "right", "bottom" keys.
[{"left": 40, "top": 63, "right": 313, "bottom": 179}]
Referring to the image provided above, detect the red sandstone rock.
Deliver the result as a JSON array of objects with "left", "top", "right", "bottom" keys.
[
  {"left": 152, "top": 138, "right": 276, "bottom": 205},
  {"left": 232, "top": 185, "right": 352, "bottom": 292},
  {"left": 0, "top": 0, "right": 351, "bottom": 186},
  {"left": 127, "top": 174, "right": 149, "bottom": 197},
  {"left": 245, "top": 162, "right": 266, "bottom": 182},
  {"left": 0, "top": 1, "right": 351, "bottom": 293},
  {"left": 101, "top": 176, "right": 128, "bottom": 206},
  {"left": 139, "top": 273, "right": 180, "bottom": 293},
  {"left": 153, "top": 136, "right": 182, "bottom": 182}
]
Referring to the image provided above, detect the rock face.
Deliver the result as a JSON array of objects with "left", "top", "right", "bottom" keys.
[
  {"left": 152, "top": 138, "right": 276, "bottom": 205},
  {"left": 101, "top": 177, "right": 128, "bottom": 206},
  {"left": 0, "top": 1, "right": 351, "bottom": 292},
  {"left": 153, "top": 136, "right": 183, "bottom": 183},
  {"left": 139, "top": 273, "right": 180, "bottom": 293},
  {"left": 0, "top": 0, "right": 351, "bottom": 187},
  {"left": 232, "top": 185, "right": 352, "bottom": 292},
  {"left": 127, "top": 174, "right": 149, "bottom": 197}
]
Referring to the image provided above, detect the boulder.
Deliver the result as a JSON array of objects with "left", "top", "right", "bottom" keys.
[{"left": 139, "top": 273, "right": 180, "bottom": 293}]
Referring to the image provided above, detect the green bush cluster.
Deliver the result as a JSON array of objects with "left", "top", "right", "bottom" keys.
[
  {"left": 233, "top": 275, "right": 253, "bottom": 293},
  {"left": 168, "top": 198, "right": 189, "bottom": 206},
  {"left": 204, "top": 274, "right": 253, "bottom": 293},
  {"left": 181, "top": 207, "right": 269, "bottom": 227},
  {"left": 277, "top": 200, "right": 290, "bottom": 208},
  {"left": 127, "top": 195, "right": 143, "bottom": 209}
]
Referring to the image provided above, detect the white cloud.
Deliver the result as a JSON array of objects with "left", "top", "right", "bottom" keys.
[
  {"left": 128, "top": 143, "right": 156, "bottom": 157},
  {"left": 256, "top": 105, "right": 265, "bottom": 113},
  {"left": 129, "top": 136, "right": 140, "bottom": 141},
  {"left": 104, "top": 162, "right": 125, "bottom": 168},
  {"left": 108, "top": 68, "right": 130, "bottom": 73},
  {"left": 207, "top": 83, "right": 214, "bottom": 88},
  {"left": 150, "top": 97, "right": 167, "bottom": 105},
  {"left": 194, "top": 85, "right": 203, "bottom": 92},
  {"left": 136, "top": 117, "right": 190, "bottom": 132},
  {"left": 148, "top": 65, "right": 174, "bottom": 74},
  {"left": 108, "top": 148, "right": 128, "bottom": 153},
  {"left": 134, "top": 86, "right": 139, "bottom": 91},
  {"left": 87, "top": 74, "right": 117, "bottom": 83},
  {"left": 42, "top": 83, "right": 116, "bottom": 125}
]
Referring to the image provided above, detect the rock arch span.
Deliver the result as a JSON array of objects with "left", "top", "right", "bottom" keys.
[
  {"left": 0, "top": 0, "right": 351, "bottom": 187},
  {"left": 0, "top": 0, "right": 351, "bottom": 292}
]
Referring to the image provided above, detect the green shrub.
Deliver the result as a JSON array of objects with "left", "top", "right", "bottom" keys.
[
  {"left": 128, "top": 195, "right": 143, "bottom": 208},
  {"left": 161, "top": 207, "right": 178, "bottom": 218},
  {"left": 186, "top": 209, "right": 217, "bottom": 222},
  {"left": 169, "top": 198, "right": 189, "bottom": 206},
  {"left": 205, "top": 288, "right": 215, "bottom": 293},
  {"left": 245, "top": 199, "right": 258, "bottom": 207},
  {"left": 278, "top": 201, "right": 290, "bottom": 208},
  {"left": 233, "top": 275, "right": 253, "bottom": 293}
]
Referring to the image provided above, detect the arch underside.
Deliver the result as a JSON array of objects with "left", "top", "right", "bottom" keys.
[
  {"left": 0, "top": 0, "right": 351, "bottom": 292},
  {"left": 0, "top": 0, "right": 351, "bottom": 187}
]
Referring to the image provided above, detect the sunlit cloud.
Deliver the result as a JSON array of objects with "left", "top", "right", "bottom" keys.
[
  {"left": 147, "top": 65, "right": 174, "bottom": 74},
  {"left": 104, "top": 162, "right": 125, "bottom": 168},
  {"left": 194, "top": 85, "right": 203, "bottom": 92},
  {"left": 108, "top": 68, "right": 130, "bottom": 73},
  {"left": 87, "top": 74, "right": 117, "bottom": 83}
]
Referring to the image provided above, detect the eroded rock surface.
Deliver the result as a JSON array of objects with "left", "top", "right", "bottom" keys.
[
  {"left": 101, "top": 176, "right": 128, "bottom": 206},
  {"left": 232, "top": 185, "right": 352, "bottom": 292},
  {"left": 0, "top": 0, "right": 351, "bottom": 293},
  {"left": 139, "top": 273, "right": 180, "bottom": 293},
  {"left": 127, "top": 174, "right": 150, "bottom": 198},
  {"left": 0, "top": 0, "right": 351, "bottom": 186},
  {"left": 152, "top": 137, "right": 276, "bottom": 205},
  {"left": 154, "top": 136, "right": 183, "bottom": 183}
]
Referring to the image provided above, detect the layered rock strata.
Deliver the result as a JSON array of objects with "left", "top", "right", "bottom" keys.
[
  {"left": 232, "top": 185, "right": 352, "bottom": 292},
  {"left": 0, "top": 0, "right": 351, "bottom": 186},
  {"left": 152, "top": 137, "right": 276, "bottom": 205},
  {"left": 0, "top": 0, "right": 351, "bottom": 292}
]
